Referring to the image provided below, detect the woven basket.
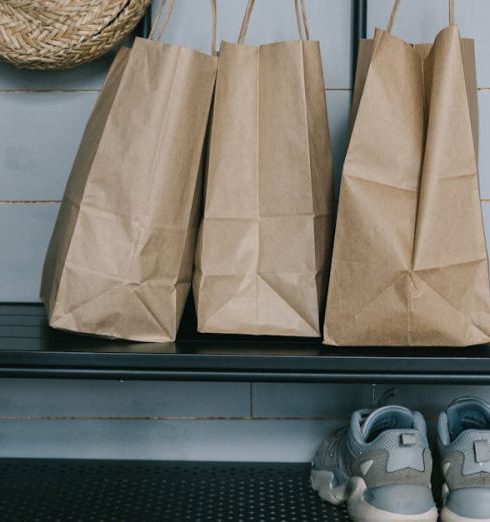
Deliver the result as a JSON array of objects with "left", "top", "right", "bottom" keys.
[{"left": 0, "top": 0, "right": 151, "bottom": 70}]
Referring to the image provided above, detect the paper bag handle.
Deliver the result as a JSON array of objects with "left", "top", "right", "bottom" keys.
[
  {"left": 238, "top": 0, "right": 311, "bottom": 44},
  {"left": 386, "top": 0, "right": 455, "bottom": 34},
  {"left": 149, "top": 0, "right": 218, "bottom": 56}
]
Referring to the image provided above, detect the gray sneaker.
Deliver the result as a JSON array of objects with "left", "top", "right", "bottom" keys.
[
  {"left": 438, "top": 397, "right": 490, "bottom": 522},
  {"left": 311, "top": 405, "right": 437, "bottom": 522}
]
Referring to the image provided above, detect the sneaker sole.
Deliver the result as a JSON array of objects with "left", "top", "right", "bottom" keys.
[
  {"left": 441, "top": 507, "right": 490, "bottom": 522},
  {"left": 310, "top": 470, "right": 438, "bottom": 522}
]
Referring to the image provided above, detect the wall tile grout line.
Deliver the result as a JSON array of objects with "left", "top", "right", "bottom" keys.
[
  {"left": 0, "top": 90, "right": 101, "bottom": 94},
  {"left": 2, "top": 200, "right": 489, "bottom": 205},
  {"left": 0, "top": 415, "right": 348, "bottom": 422},
  {"left": 3, "top": 86, "right": 490, "bottom": 93},
  {"left": 0, "top": 201, "right": 61, "bottom": 204},
  {"left": 0, "top": 88, "right": 352, "bottom": 94}
]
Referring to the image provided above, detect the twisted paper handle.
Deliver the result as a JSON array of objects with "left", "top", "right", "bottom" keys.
[
  {"left": 238, "top": 0, "right": 311, "bottom": 44},
  {"left": 387, "top": 0, "right": 455, "bottom": 34},
  {"left": 149, "top": 0, "right": 218, "bottom": 55}
]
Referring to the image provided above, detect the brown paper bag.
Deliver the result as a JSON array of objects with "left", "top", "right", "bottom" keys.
[
  {"left": 324, "top": 0, "right": 490, "bottom": 346},
  {"left": 193, "top": 0, "right": 334, "bottom": 337},
  {"left": 41, "top": 0, "right": 218, "bottom": 342}
]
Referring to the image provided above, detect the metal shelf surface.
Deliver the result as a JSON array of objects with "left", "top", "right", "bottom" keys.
[
  {"left": 1, "top": 304, "right": 490, "bottom": 384},
  {"left": 0, "top": 459, "right": 350, "bottom": 522}
]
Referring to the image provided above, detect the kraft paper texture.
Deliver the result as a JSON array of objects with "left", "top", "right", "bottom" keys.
[
  {"left": 41, "top": 37, "right": 218, "bottom": 342},
  {"left": 193, "top": 0, "right": 334, "bottom": 337},
  {"left": 324, "top": 24, "right": 490, "bottom": 346}
]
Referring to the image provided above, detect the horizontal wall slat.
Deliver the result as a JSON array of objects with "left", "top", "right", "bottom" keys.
[
  {"left": 457, "top": 0, "right": 490, "bottom": 88},
  {"left": 374, "top": 384, "right": 490, "bottom": 419},
  {"left": 0, "top": 90, "right": 351, "bottom": 302},
  {"left": 3, "top": 382, "right": 490, "bottom": 462},
  {"left": 0, "top": 204, "right": 58, "bottom": 302},
  {"left": 478, "top": 90, "right": 490, "bottom": 197},
  {"left": 1, "top": 198, "right": 489, "bottom": 304},
  {"left": 253, "top": 382, "right": 490, "bottom": 419},
  {"left": 253, "top": 383, "right": 373, "bottom": 419},
  {"left": 0, "top": 419, "right": 337, "bottom": 462},
  {"left": 0, "top": 90, "right": 349, "bottom": 202},
  {"left": 0, "top": 380, "right": 250, "bottom": 418},
  {"left": 0, "top": 54, "right": 113, "bottom": 92},
  {"left": 0, "top": 92, "right": 97, "bottom": 201}
]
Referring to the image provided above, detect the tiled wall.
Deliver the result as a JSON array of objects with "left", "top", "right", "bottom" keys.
[
  {"left": 0, "top": 62, "right": 110, "bottom": 301},
  {"left": 2, "top": 380, "right": 490, "bottom": 461},
  {"left": 0, "top": 0, "right": 352, "bottom": 302},
  {"left": 2, "top": 2, "right": 489, "bottom": 300},
  {"left": 1, "top": 0, "right": 490, "bottom": 462}
]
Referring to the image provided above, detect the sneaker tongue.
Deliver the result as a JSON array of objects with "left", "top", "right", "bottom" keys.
[{"left": 361, "top": 406, "right": 414, "bottom": 442}]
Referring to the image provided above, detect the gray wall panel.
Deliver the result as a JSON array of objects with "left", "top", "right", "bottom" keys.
[
  {"left": 0, "top": 419, "right": 337, "bottom": 462},
  {"left": 0, "top": 55, "right": 113, "bottom": 91},
  {"left": 327, "top": 90, "right": 351, "bottom": 196},
  {"left": 478, "top": 91, "right": 490, "bottom": 198},
  {"left": 253, "top": 383, "right": 372, "bottom": 419},
  {"left": 0, "top": 379, "right": 250, "bottom": 418},
  {"left": 0, "top": 204, "right": 58, "bottom": 302},
  {"left": 0, "top": 92, "right": 97, "bottom": 201},
  {"left": 153, "top": 0, "right": 352, "bottom": 89}
]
